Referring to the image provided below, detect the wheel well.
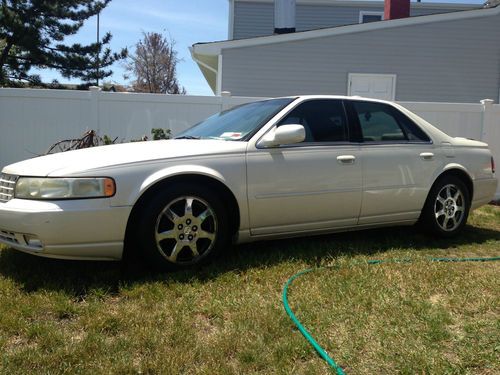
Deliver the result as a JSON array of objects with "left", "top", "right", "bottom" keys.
[
  {"left": 434, "top": 169, "right": 474, "bottom": 201},
  {"left": 124, "top": 174, "right": 241, "bottom": 252}
]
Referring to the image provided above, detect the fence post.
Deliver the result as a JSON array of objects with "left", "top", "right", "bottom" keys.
[
  {"left": 221, "top": 91, "right": 232, "bottom": 111},
  {"left": 89, "top": 86, "right": 101, "bottom": 133},
  {"left": 480, "top": 99, "right": 494, "bottom": 142},
  {"left": 480, "top": 98, "right": 500, "bottom": 200}
]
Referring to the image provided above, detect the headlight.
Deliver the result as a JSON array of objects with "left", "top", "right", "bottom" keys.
[{"left": 15, "top": 177, "right": 115, "bottom": 200}]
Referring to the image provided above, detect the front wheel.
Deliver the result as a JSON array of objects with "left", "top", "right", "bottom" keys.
[
  {"left": 420, "top": 176, "right": 470, "bottom": 237},
  {"left": 133, "top": 183, "right": 230, "bottom": 270}
]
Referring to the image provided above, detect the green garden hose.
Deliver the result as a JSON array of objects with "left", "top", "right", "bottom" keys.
[{"left": 282, "top": 256, "right": 500, "bottom": 374}]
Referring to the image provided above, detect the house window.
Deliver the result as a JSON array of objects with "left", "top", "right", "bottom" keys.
[{"left": 359, "top": 11, "right": 384, "bottom": 24}]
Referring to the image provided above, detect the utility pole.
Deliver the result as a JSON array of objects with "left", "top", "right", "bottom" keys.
[{"left": 96, "top": 11, "right": 100, "bottom": 86}]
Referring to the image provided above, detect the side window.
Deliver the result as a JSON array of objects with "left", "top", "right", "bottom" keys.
[
  {"left": 278, "top": 100, "right": 348, "bottom": 142},
  {"left": 351, "top": 101, "right": 406, "bottom": 142},
  {"left": 395, "top": 112, "right": 431, "bottom": 142}
]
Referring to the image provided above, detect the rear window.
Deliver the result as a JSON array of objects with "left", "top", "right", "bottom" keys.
[{"left": 351, "top": 101, "right": 430, "bottom": 143}]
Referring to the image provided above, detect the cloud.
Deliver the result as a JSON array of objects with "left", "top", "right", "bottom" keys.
[
  {"left": 126, "top": 7, "right": 222, "bottom": 29},
  {"left": 100, "top": 18, "right": 147, "bottom": 33}
]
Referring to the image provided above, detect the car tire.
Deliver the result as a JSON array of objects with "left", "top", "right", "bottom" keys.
[
  {"left": 133, "top": 183, "right": 231, "bottom": 270},
  {"left": 420, "top": 176, "right": 470, "bottom": 237}
]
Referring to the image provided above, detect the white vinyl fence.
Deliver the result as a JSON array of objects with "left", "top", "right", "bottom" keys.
[
  {"left": 0, "top": 87, "right": 259, "bottom": 165},
  {"left": 0, "top": 88, "right": 499, "bottom": 198}
]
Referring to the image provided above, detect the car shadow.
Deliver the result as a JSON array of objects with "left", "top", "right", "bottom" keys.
[{"left": 0, "top": 223, "right": 498, "bottom": 297}]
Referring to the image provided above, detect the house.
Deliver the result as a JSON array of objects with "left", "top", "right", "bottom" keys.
[
  {"left": 228, "top": 0, "right": 478, "bottom": 39},
  {"left": 191, "top": 0, "right": 500, "bottom": 103}
]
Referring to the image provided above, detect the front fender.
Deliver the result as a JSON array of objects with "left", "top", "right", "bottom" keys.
[
  {"left": 109, "top": 164, "right": 229, "bottom": 208},
  {"left": 139, "top": 165, "right": 227, "bottom": 195}
]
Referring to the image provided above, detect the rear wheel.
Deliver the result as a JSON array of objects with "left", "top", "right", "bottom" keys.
[
  {"left": 421, "top": 176, "right": 470, "bottom": 237},
  {"left": 133, "top": 183, "right": 230, "bottom": 270}
]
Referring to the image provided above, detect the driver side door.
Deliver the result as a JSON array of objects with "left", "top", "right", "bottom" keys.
[{"left": 246, "top": 99, "right": 362, "bottom": 236}]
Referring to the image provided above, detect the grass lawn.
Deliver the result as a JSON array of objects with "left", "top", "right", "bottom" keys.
[{"left": 0, "top": 205, "right": 499, "bottom": 374}]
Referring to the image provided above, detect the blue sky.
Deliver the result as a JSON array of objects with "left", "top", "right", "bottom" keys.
[
  {"left": 36, "top": 0, "right": 484, "bottom": 96},
  {"left": 39, "top": 0, "right": 228, "bottom": 95}
]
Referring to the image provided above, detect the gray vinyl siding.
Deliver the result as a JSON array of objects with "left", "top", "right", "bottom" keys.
[
  {"left": 222, "top": 13, "right": 500, "bottom": 103},
  {"left": 234, "top": 2, "right": 274, "bottom": 39},
  {"left": 233, "top": 1, "right": 475, "bottom": 39}
]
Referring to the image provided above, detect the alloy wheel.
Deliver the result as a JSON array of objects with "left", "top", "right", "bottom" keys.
[
  {"left": 434, "top": 184, "right": 465, "bottom": 232},
  {"left": 154, "top": 196, "right": 217, "bottom": 264}
]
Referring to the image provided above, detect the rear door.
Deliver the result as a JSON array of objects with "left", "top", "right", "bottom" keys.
[{"left": 346, "top": 100, "right": 437, "bottom": 225}]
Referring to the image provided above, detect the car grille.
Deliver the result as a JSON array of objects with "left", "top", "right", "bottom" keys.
[
  {"left": 0, "top": 173, "right": 18, "bottom": 203},
  {"left": 0, "top": 229, "right": 19, "bottom": 245}
]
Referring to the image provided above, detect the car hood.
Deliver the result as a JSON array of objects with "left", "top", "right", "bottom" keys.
[{"left": 3, "top": 140, "right": 247, "bottom": 176}]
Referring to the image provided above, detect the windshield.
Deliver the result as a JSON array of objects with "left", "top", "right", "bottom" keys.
[{"left": 175, "top": 98, "right": 295, "bottom": 141}]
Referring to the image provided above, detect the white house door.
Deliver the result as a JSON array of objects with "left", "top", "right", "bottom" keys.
[{"left": 348, "top": 73, "right": 396, "bottom": 101}]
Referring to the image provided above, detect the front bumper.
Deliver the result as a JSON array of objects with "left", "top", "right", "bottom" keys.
[{"left": 0, "top": 198, "right": 131, "bottom": 260}]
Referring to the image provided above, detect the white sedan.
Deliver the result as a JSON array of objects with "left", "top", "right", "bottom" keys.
[{"left": 0, "top": 96, "right": 497, "bottom": 269}]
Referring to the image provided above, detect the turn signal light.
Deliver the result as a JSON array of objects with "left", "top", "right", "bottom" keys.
[{"left": 104, "top": 178, "right": 116, "bottom": 197}]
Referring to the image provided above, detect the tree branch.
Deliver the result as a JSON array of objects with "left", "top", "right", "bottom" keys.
[
  {"left": 6, "top": 54, "right": 89, "bottom": 72},
  {"left": 0, "top": 38, "right": 14, "bottom": 67}
]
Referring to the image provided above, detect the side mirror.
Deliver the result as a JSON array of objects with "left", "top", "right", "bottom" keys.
[{"left": 259, "top": 124, "right": 305, "bottom": 147}]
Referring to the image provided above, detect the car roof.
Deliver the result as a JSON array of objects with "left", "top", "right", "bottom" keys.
[{"left": 272, "top": 95, "right": 396, "bottom": 105}]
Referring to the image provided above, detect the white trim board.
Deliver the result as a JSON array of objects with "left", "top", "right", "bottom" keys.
[{"left": 228, "top": 0, "right": 235, "bottom": 39}]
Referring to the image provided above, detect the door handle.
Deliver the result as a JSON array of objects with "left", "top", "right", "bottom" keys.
[
  {"left": 420, "top": 152, "right": 434, "bottom": 161},
  {"left": 337, "top": 155, "right": 356, "bottom": 164}
]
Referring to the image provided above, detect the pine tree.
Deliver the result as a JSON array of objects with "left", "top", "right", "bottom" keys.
[{"left": 0, "top": 0, "right": 127, "bottom": 87}]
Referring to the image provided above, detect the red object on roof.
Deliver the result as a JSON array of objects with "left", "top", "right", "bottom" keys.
[{"left": 385, "top": 0, "right": 411, "bottom": 20}]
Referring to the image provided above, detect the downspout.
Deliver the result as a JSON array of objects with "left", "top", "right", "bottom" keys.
[{"left": 216, "top": 55, "right": 223, "bottom": 96}]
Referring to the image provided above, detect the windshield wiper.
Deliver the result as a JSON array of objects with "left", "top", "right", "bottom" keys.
[{"left": 174, "top": 135, "right": 201, "bottom": 140}]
